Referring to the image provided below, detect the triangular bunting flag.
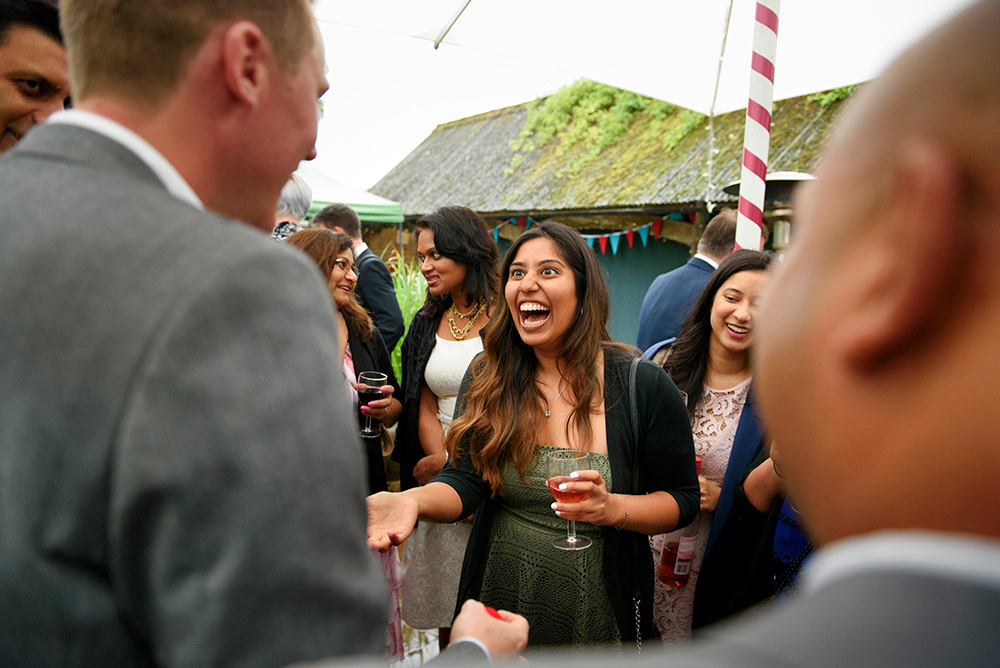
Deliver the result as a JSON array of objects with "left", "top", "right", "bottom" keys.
[
  {"left": 609, "top": 234, "right": 621, "bottom": 255},
  {"left": 585, "top": 236, "right": 595, "bottom": 249},
  {"left": 517, "top": 217, "right": 526, "bottom": 228},
  {"left": 598, "top": 236, "right": 608, "bottom": 254},
  {"left": 652, "top": 218, "right": 663, "bottom": 238},
  {"left": 492, "top": 227, "right": 499, "bottom": 242},
  {"left": 626, "top": 229, "right": 635, "bottom": 248},
  {"left": 638, "top": 226, "right": 649, "bottom": 247}
]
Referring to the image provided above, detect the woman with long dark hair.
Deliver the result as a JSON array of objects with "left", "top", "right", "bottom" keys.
[
  {"left": 392, "top": 206, "right": 499, "bottom": 646},
  {"left": 285, "top": 228, "right": 401, "bottom": 493},
  {"left": 651, "top": 248, "right": 773, "bottom": 643},
  {"left": 370, "top": 222, "right": 699, "bottom": 650}
]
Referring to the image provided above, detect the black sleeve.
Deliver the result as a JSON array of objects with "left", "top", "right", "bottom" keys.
[
  {"left": 636, "top": 359, "right": 701, "bottom": 528},
  {"left": 356, "top": 257, "right": 405, "bottom": 354},
  {"left": 369, "top": 326, "right": 401, "bottom": 395}
]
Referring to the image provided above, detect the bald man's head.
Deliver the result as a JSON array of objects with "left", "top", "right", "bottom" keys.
[{"left": 757, "top": 0, "right": 1000, "bottom": 545}]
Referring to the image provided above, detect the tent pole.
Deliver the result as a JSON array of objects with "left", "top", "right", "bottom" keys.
[
  {"left": 434, "top": 0, "right": 474, "bottom": 49},
  {"left": 705, "top": 0, "right": 734, "bottom": 213}
]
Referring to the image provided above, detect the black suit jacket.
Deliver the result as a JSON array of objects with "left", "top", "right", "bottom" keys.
[
  {"left": 636, "top": 257, "right": 715, "bottom": 351},
  {"left": 355, "top": 247, "right": 404, "bottom": 353}
]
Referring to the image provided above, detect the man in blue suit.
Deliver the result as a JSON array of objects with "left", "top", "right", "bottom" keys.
[{"left": 636, "top": 209, "right": 742, "bottom": 352}]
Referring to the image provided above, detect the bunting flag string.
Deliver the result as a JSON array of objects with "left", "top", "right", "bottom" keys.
[
  {"left": 577, "top": 219, "right": 664, "bottom": 256},
  {"left": 489, "top": 217, "right": 681, "bottom": 256}
]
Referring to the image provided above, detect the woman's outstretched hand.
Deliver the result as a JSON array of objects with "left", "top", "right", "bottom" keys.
[
  {"left": 366, "top": 491, "right": 418, "bottom": 552},
  {"left": 548, "top": 469, "right": 619, "bottom": 526}
]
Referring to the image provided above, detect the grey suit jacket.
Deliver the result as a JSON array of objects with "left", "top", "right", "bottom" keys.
[
  {"left": 0, "top": 125, "right": 386, "bottom": 667},
  {"left": 544, "top": 568, "right": 1000, "bottom": 667},
  {"left": 311, "top": 567, "right": 1000, "bottom": 668}
]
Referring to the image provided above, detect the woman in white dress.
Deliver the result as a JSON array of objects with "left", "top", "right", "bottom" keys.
[
  {"left": 651, "top": 249, "right": 774, "bottom": 644},
  {"left": 392, "top": 206, "right": 499, "bottom": 648}
]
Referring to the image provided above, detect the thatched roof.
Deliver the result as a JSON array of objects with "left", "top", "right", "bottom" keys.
[{"left": 371, "top": 86, "right": 854, "bottom": 218}]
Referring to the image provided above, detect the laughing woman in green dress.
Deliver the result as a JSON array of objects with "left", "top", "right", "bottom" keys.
[{"left": 367, "top": 222, "right": 699, "bottom": 651}]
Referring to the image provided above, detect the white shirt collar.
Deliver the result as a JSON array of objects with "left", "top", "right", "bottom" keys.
[
  {"left": 693, "top": 253, "right": 719, "bottom": 269},
  {"left": 352, "top": 241, "right": 369, "bottom": 260},
  {"left": 47, "top": 110, "right": 204, "bottom": 210},
  {"left": 804, "top": 530, "right": 1000, "bottom": 594}
]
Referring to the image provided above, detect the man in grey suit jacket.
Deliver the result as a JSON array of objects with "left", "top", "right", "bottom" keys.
[
  {"left": 346, "top": 0, "right": 1000, "bottom": 665},
  {"left": 598, "top": 1, "right": 1000, "bottom": 665},
  {"left": 0, "top": 1, "right": 407, "bottom": 666}
]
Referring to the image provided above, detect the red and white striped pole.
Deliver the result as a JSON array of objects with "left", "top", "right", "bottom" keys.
[{"left": 735, "top": 0, "right": 780, "bottom": 250}]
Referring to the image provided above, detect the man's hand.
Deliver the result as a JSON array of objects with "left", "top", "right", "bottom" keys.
[{"left": 450, "top": 600, "right": 529, "bottom": 661}]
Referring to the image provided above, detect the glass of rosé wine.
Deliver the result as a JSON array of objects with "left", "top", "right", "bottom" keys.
[{"left": 546, "top": 449, "right": 592, "bottom": 551}]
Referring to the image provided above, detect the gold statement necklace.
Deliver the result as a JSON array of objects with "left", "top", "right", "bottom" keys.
[{"left": 447, "top": 300, "right": 483, "bottom": 340}]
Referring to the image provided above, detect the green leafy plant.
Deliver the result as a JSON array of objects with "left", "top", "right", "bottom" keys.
[
  {"left": 385, "top": 252, "right": 427, "bottom": 382},
  {"left": 806, "top": 85, "right": 858, "bottom": 108},
  {"left": 508, "top": 80, "right": 704, "bottom": 177}
]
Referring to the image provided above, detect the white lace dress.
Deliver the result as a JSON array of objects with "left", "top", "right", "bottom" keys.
[
  {"left": 650, "top": 376, "right": 751, "bottom": 644},
  {"left": 400, "top": 335, "right": 482, "bottom": 629}
]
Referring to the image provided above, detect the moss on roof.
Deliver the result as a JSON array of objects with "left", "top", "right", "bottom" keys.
[{"left": 371, "top": 83, "right": 857, "bottom": 217}]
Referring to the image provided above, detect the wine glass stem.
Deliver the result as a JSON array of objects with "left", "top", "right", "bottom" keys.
[
  {"left": 566, "top": 519, "right": 578, "bottom": 543},
  {"left": 365, "top": 413, "right": 374, "bottom": 433}
]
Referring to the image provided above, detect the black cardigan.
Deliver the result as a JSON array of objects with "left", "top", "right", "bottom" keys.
[
  {"left": 391, "top": 309, "right": 438, "bottom": 491},
  {"left": 434, "top": 348, "right": 700, "bottom": 646},
  {"left": 347, "top": 324, "right": 400, "bottom": 493}
]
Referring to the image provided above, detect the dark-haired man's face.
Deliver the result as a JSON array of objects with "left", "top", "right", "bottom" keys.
[{"left": 0, "top": 24, "right": 70, "bottom": 152}]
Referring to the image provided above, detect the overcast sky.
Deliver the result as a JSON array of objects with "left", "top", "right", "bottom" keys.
[{"left": 311, "top": 19, "right": 576, "bottom": 190}]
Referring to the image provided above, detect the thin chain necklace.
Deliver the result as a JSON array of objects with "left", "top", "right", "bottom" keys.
[
  {"left": 542, "top": 380, "right": 567, "bottom": 418},
  {"left": 447, "top": 300, "right": 483, "bottom": 340}
]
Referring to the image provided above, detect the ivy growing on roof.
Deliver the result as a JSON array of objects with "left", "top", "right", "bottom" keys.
[
  {"left": 806, "top": 84, "right": 858, "bottom": 108},
  {"left": 506, "top": 79, "right": 705, "bottom": 178}
]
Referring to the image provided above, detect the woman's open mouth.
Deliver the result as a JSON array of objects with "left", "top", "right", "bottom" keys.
[
  {"left": 726, "top": 323, "right": 750, "bottom": 339},
  {"left": 519, "top": 302, "right": 551, "bottom": 328}
]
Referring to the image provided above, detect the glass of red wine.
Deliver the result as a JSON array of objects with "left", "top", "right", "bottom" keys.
[
  {"left": 546, "top": 449, "right": 592, "bottom": 551},
  {"left": 357, "top": 371, "right": 387, "bottom": 437}
]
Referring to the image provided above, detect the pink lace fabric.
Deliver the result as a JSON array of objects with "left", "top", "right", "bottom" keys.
[
  {"left": 380, "top": 546, "right": 404, "bottom": 660},
  {"left": 650, "top": 376, "right": 751, "bottom": 645}
]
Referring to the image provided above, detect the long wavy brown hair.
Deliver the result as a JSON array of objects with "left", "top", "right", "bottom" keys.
[
  {"left": 664, "top": 249, "right": 773, "bottom": 415},
  {"left": 445, "top": 222, "right": 623, "bottom": 495},
  {"left": 285, "top": 228, "right": 374, "bottom": 342}
]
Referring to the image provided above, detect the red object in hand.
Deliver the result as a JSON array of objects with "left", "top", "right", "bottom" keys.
[{"left": 485, "top": 606, "right": 502, "bottom": 619}]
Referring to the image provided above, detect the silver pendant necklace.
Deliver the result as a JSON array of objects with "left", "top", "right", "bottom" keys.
[{"left": 544, "top": 381, "right": 567, "bottom": 418}]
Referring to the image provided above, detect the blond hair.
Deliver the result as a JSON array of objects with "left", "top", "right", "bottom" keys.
[{"left": 61, "top": 0, "right": 314, "bottom": 103}]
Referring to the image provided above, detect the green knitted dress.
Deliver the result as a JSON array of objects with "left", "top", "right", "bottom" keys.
[{"left": 475, "top": 445, "right": 621, "bottom": 648}]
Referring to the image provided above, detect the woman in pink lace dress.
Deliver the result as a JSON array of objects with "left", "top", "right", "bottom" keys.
[{"left": 651, "top": 249, "right": 773, "bottom": 644}]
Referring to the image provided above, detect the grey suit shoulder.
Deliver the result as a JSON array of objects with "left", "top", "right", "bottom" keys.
[{"left": 0, "top": 125, "right": 386, "bottom": 666}]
